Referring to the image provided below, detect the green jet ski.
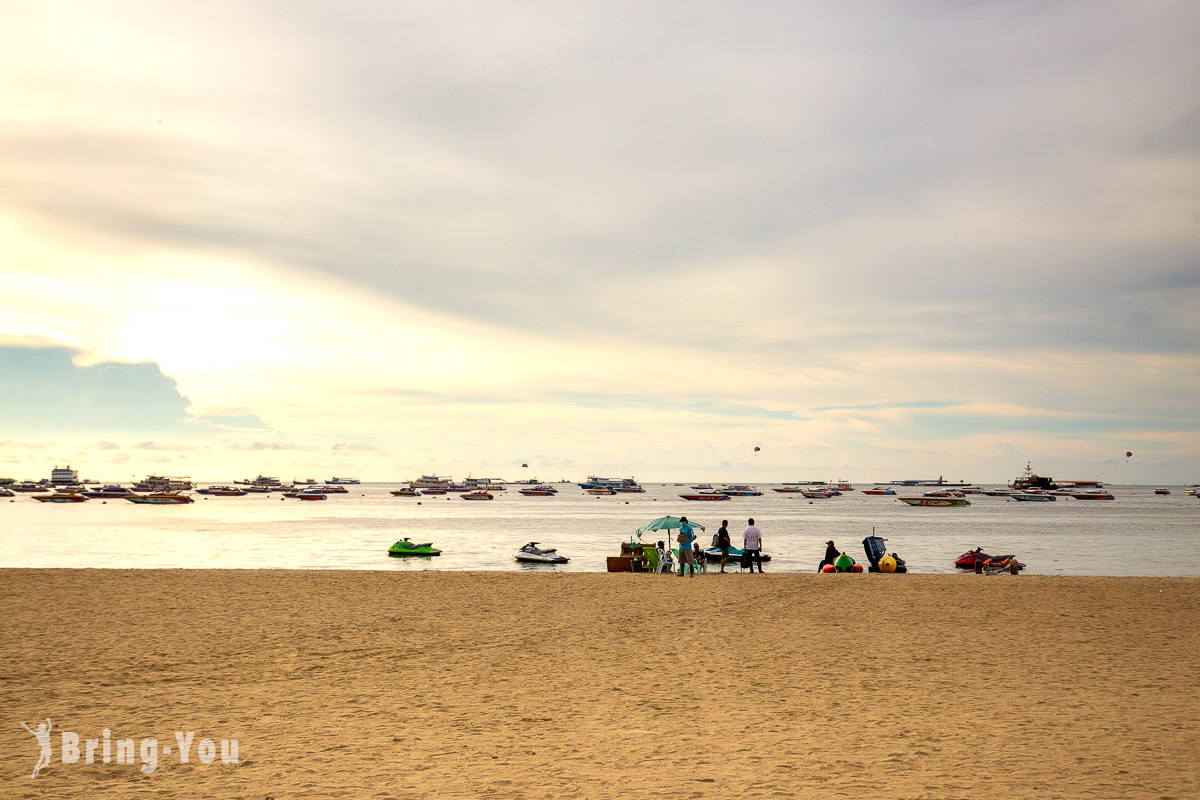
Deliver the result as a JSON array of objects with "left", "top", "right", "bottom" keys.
[{"left": 388, "top": 537, "right": 442, "bottom": 557}]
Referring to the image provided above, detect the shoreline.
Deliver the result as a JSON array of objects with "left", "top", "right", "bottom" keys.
[{"left": 3, "top": 570, "right": 1198, "bottom": 798}]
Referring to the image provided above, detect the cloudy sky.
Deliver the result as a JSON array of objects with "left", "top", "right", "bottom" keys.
[{"left": 1, "top": 1, "right": 1197, "bottom": 483}]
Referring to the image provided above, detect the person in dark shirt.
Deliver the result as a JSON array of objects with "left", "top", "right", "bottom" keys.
[
  {"left": 819, "top": 540, "right": 840, "bottom": 571},
  {"left": 716, "top": 520, "right": 731, "bottom": 573}
]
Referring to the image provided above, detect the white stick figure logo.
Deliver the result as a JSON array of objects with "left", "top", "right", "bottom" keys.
[{"left": 20, "top": 718, "right": 52, "bottom": 778}]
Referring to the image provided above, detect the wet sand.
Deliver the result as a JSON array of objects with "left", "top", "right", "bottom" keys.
[{"left": 1, "top": 569, "right": 1198, "bottom": 799}]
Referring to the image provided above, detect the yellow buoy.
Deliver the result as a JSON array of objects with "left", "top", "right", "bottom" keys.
[{"left": 879, "top": 555, "right": 897, "bottom": 573}]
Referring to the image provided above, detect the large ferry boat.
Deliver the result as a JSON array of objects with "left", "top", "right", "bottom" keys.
[
  {"left": 578, "top": 476, "right": 641, "bottom": 491},
  {"left": 50, "top": 465, "right": 79, "bottom": 485},
  {"left": 135, "top": 475, "right": 195, "bottom": 492}
]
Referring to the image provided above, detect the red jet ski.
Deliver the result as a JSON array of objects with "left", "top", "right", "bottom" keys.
[{"left": 955, "top": 548, "right": 1025, "bottom": 571}]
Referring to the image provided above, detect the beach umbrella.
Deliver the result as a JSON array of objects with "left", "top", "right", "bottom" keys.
[{"left": 635, "top": 516, "right": 706, "bottom": 537}]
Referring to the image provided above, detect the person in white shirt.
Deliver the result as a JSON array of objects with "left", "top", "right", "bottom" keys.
[{"left": 742, "top": 518, "right": 764, "bottom": 573}]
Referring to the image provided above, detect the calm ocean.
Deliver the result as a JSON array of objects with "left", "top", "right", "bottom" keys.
[{"left": 2, "top": 483, "right": 1197, "bottom": 575}]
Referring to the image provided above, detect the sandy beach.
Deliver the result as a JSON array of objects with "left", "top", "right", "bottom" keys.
[{"left": 2, "top": 569, "right": 1198, "bottom": 799}]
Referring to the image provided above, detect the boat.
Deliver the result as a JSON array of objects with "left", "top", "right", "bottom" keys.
[
  {"left": 720, "top": 485, "right": 763, "bottom": 496},
  {"left": 701, "top": 547, "right": 772, "bottom": 563},
  {"left": 86, "top": 485, "right": 137, "bottom": 498},
  {"left": 679, "top": 493, "right": 730, "bottom": 501},
  {"left": 828, "top": 481, "right": 854, "bottom": 492},
  {"left": 387, "top": 538, "right": 441, "bottom": 557},
  {"left": 1071, "top": 490, "right": 1114, "bottom": 500},
  {"left": 861, "top": 487, "right": 896, "bottom": 495},
  {"left": 514, "top": 542, "right": 569, "bottom": 564},
  {"left": 613, "top": 483, "right": 646, "bottom": 493},
  {"left": 125, "top": 492, "right": 195, "bottom": 504},
  {"left": 408, "top": 475, "right": 452, "bottom": 489},
  {"left": 296, "top": 492, "right": 327, "bottom": 500},
  {"left": 461, "top": 491, "right": 493, "bottom": 500},
  {"left": 420, "top": 488, "right": 447, "bottom": 495},
  {"left": 326, "top": 477, "right": 360, "bottom": 484},
  {"left": 578, "top": 476, "right": 640, "bottom": 491},
  {"left": 1010, "top": 493, "right": 1056, "bottom": 502},
  {"left": 33, "top": 491, "right": 88, "bottom": 503},
  {"left": 315, "top": 485, "right": 348, "bottom": 493},
  {"left": 11, "top": 482, "right": 47, "bottom": 492},
  {"left": 799, "top": 489, "right": 832, "bottom": 498},
  {"left": 772, "top": 487, "right": 803, "bottom": 493},
  {"left": 1154, "top": 488, "right": 1170, "bottom": 495},
  {"left": 464, "top": 477, "right": 507, "bottom": 491},
  {"left": 50, "top": 465, "right": 80, "bottom": 485},
  {"left": 691, "top": 484, "right": 714, "bottom": 490},
  {"left": 138, "top": 474, "right": 195, "bottom": 491},
  {"left": 518, "top": 485, "right": 558, "bottom": 496},
  {"left": 196, "top": 486, "right": 248, "bottom": 496},
  {"left": 954, "top": 548, "right": 1025, "bottom": 572},
  {"left": 0, "top": 487, "right": 13, "bottom": 497},
  {"left": 898, "top": 496, "right": 971, "bottom": 507},
  {"left": 586, "top": 487, "right": 616, "bottom": 495},
  {"left": 390, "top": 488, "right": 422, "bottom": 497}
]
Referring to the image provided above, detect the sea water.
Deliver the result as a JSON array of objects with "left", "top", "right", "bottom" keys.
[{"left": 1, "top": 484, "right": 1197, "bottom": 575}]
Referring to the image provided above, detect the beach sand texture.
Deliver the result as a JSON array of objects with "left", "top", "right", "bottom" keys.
[{"left": 1, "top": 570, "right": 1198, "bottom": 799}]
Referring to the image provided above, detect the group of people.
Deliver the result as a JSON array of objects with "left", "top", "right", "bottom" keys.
[{"left": 667, "top": 517, "right": 765, "bottom": 576}]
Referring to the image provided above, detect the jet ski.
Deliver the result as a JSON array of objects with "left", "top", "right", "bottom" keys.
[
  {"left": 388, "top": 537, "right": 441, "bottom": 557},
  {"left": 514, "top": 542, "right": 569, "bottom": 564},
  {"left": 954, "top": 548, "right": 1024, "bottom": 571}
]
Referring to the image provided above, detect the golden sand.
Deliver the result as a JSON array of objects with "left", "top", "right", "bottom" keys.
[{"left": 1, "top": 570, "right": 1198, "bottom": 799}]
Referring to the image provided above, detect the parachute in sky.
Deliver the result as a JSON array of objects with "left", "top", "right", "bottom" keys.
[
  {"left": 753, "top": 446, "right": 761, "bottom": 457},
  {"left": 521, "top": 463, "right": 529, "bottom": 468},
  {"left": 1126, "top": 451, "right": 1133, "bottom": 459}
]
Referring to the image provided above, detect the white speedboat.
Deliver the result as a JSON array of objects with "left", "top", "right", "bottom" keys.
[{"left": 514, "top": 542, "right": 569, "bottom": 564}]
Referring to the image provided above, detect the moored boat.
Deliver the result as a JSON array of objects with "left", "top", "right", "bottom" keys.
[
  {"left": 518, "top": 484, "right": 558, "bottom": 496},
  {"left": 126, "top": 492, "right": 194, "bottom": 504},
  {"left": 390, "top": 487, "right": 422, "bottom": 497},
  {"left": 898, "top": 496, "right": 971, "bottom": 507},
  {"left": 720, "top": 485, "right": 762, "bottom": 496},
  {"left": 86, "top": 485, "right": 137, "bottom": 498},
  {"left": 861, "top": 487, "right": 896, "bottom": 495},
  {"left": 1154, "top": 488, "right": 1170, "bottom": 495},
  {"left": 679, "top": 493, "right": 730, "bottom": 501},
  {"left": 1011, "top": 493, "right": 1056, "bottom": 502},
  {"left": 586, "top": 487, "right": 616, "bottom": 495},
  {"left": 34, "top": 491, "right": 88, "bottom": 503},
  {"left": 461, "top": 491, "right": 493, "bottom": 500}
]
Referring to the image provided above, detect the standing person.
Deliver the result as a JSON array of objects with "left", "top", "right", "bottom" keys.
[
  {"left": 819, "top": 540, "right": 839, "bottom": 572},
  {"left": 743, "top": 518, "right": 764, "bottom": 573},
  {"left": 676, "top": 517, "right": 697, "bottom": 577},
  {"left": 716, "top": 520, "right": 732, "bottom": 573}
]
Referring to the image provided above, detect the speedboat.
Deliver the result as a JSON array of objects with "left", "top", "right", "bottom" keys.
[
  {"left": 296, "top": 492, "right": 327, "bottom": 500},
  {"left": 586, "top": 487, "right": 616, "bottom": 495},
  {"left": 514, "top": 542, "right": 569, "bottom": 564},
  {"left": 1154, "top": 488, "right": 1170, "bottom": 495},
  {"left": 772, "top": 487, "right": 803, "bottom": 493},
  {"left": 391, "top": 487, "right": 422, "bottom": 497},
  {"left": 861, "top": 487, "right": 896, "bottom": 495},
  {"left": 518, "top": 485, "right": 557, "bottom": 496},
  {"left": 125, "top": 492, "right": 195, "bottom": 504},
  {"left": 1011, "top": 493, "right": 1055, "bottom": 502},
  {"left": 388, "top": 538, "right": 441, "bottom": 557},
  {"left": 461, "top": 491, "right": 493, "bottom": 500},
  {"left": 898, "top": 496, "right": 970, "bottom": 507},
  {"left": 679, "top": 493, "right": 730, "bottom": 501},
  {"left": 34, "top": 491, "right": 89, "bottom": 503},
  {"left": 1072, "top": 490, "right": 1114, "bottom": 500},
  {"left": 86, "top": 485, "right": 136, "bottom": 498},
  {"left": 721, "top": 485, "right": 763, "bottom": 496}
]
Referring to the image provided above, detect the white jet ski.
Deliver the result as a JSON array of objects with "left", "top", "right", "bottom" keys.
[{"left": 514, "top": 542, "right": 569, "bottom": 564}]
